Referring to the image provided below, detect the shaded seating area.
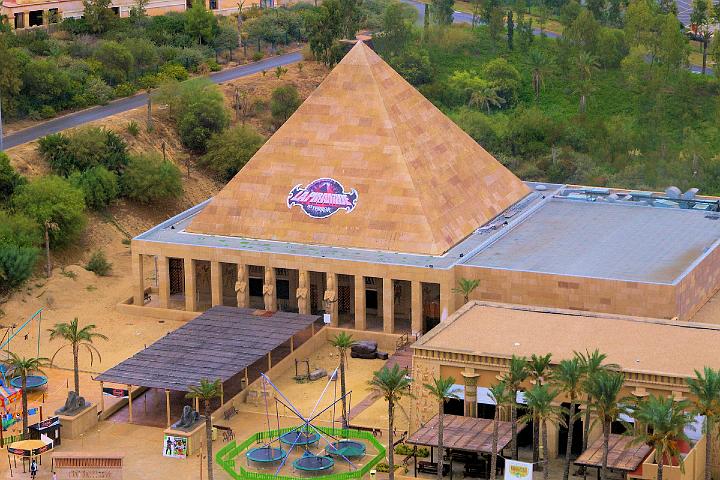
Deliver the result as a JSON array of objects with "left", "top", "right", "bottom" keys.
[
  {"left": 574, "top": 434, "right": 653, "bottom": 480},
  {"left": 406, "top": 414, "right": 516, "bottom": 479},
  {"left": 95, "top": 306, "right": 322, "bottom": 426}
]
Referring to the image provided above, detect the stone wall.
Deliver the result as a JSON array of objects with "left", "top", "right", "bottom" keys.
[{"left": 676, "top": 241, "right": 720, "bottom": 321}]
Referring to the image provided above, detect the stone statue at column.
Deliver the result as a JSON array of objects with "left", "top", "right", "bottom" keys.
[
  {"left": 323, "top": 274, "right": 337, "bottom": 309},
  {"left": 296, "top": 271, "right": 309, "bottom": 314},
  {"left": 235, "top": 267, "right": 248, "bottom": 308},
  {"left": 263, "top": 268, "right": 275, "bottom": 311}
]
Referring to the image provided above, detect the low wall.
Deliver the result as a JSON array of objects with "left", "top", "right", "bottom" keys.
[
  {"left": 58, "top": 404, "right": 98, "bottom": 439},
  {"left": 116, "top": 294, "right": 199, "bottom": 322}
]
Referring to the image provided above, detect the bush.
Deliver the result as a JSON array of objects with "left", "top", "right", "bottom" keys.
[
  {"left": 507, "top": 108, "right": 563, "bottom": 158},
  {"left": 450, "top": 108, "right": 507, "bottom": 154},
  {"left": 0, "top": 152, "right": 26, "bottom": 202},
  {"left": 79, "top": 76, "right": 114, "bottom": 106},
  {"left": 113, "top": 82, "right": 137, "bottom": 98},
  {"left": 201, "top": 125, "right": 265, "bottom": 180},
  {"left": 157, "top": 63, "right": 189, "bottom": 81},
  {"left": 85, "top": 250, "right": 112, "bottom": 276},
  {"left": 127, "top": 121, "right": 141, "bottom": 137},
  {"left": 176, "top": 46, "right": 211, "bottom": 71},
  {"left": 270, "top": 85, "right": 301, "bottom": 128},
  {"left": 0, "top": 246, "right": 39, "bottom": 290},
  {"left": 482, "top": 58, "right": 522, "bottom": 107},
  {"left": 39, "top": 128, "right": 129, "bottom": 176},
  {"left": 0, "top": 211, "right": 41, "bottom": 248},
  {"left": 388, "top": 48, "right": 433, "bottom": 86},
  {"left": 93, "top": 40, "right": 134, "bottom": 85},
  {"left": 121, "top": 153, "right": 183, "bottom": 204},
  {"left": 207, "top": 59, "right": 221, "bottom": 72},
  {"left": 29, "top": 106, "right": 57, "bottom": 120},
  {"left": 12, "top": 176, "right": 86, "bottom": 248},
  {"left": 252, "top": 51, "right": 264, "bottom": 61},
  {"left": 394, "top": 444, "right": 429, "bottom": 457},
  {"left": 69, "top": 166, "right": 119, "bottom": 210},
  {"left": 178, "top": 101, "right": 230, "bottom": 152}
]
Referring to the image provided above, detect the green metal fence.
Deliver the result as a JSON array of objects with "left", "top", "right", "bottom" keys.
[{"left": 216, "top": 427, "right": 386, "bottom": 480}]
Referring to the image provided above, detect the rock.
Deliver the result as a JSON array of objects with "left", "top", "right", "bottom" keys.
[
  {"left": 351, "top": 341, "right": 377, "bottom": 355},
  {"left": 309, "top": 368, "right": 327, "bottom": 381},
  {"left": 351, "top": 350, "right": 377, "bottom": 360},
  {"left": 375, "top": 351, "right": 389, "bottom": 360}
]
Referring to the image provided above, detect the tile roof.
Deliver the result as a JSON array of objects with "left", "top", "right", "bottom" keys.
[{"left": 187, "top": 41, "right": 529, "bottom": 255}]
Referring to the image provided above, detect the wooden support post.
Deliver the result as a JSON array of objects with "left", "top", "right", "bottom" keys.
[
  {"left": 194, "top": 397, "right": 199, "bottom": 413},
  {"left": 127, "top": 385, "right": 133, "bottom": 423},
  {"left": 220, "top": 382, "right": 224, "bottom": 406},
  {"left": 244, "top": 368, "right": 249, "bottom": 389},
  {"left": 267, "top": 352, "right": 272, "bottom": 371},
  {"left": 166, "top": 389, "right": 171, "bottom": 427},
  {"left": 290, "top": 336, "right": 294, "bottom": 352}
]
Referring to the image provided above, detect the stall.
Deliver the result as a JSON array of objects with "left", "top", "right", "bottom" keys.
[{"left": 6, "top": 434, "right": 54, "bottom": 474}]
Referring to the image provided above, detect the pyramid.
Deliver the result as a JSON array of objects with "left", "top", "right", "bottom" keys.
[{"left": 187, "top": 42, "right": 530, "bottom": 255}]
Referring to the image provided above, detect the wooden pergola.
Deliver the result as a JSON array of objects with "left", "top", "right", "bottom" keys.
[{"left": 575, "top": 434, "right": 652, "bottom": 480}]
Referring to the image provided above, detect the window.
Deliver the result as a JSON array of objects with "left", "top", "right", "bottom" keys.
[
  {"left": 111, "top": 6, "right": 120, "bottom": 15},
  {"left": 48, "top": 8, "right": 59, "bottom": 23},
  {"left": 249, "top": 278, "right": 263, "bottom": 297},
  {"left": 28, "top": 10, "right": 44, "bottom": 27},
  {"left": 14, "top": 13, "right": 24, "bottom": 29},
  {"left": 276, "top": 280, "right": 289, "bottom": 300},
  {"left": 209, "top": 0, "right": 218, "bottom": 9}
]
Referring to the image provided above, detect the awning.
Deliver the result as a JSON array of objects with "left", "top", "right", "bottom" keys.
[
  {"left": 448, "top": 385, "right": 527, "bottom": 405},
  {"left": 575, "top": 434, "right": 652, "bottom": 472},
  {"left": 407, "top": 414, "right": 519, "bottom": 453}
]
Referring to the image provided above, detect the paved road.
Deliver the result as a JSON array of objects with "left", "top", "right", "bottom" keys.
[
  {"left": 400, "top": 0, "right": 710, "bottom": 73},
  {"left": 2, "top": 51, "right": 303, "bottom": 149}
]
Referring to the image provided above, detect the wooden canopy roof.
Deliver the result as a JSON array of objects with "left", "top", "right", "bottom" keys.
[
  {"left": 95, "top": 307, "right": 320, "bottom": 391},
  {"left": 407, "top": 414, "right": 516, "bottom": 453},
  {"left": 575, "top": 434, "right": 652, "bottom": 472},
  {"left": 187, "top": 41, "right": 529, "bottom": 255}
]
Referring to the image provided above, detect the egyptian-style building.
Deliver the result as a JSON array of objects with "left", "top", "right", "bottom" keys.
[{"left": 127, "top": 41, "right": 720, "bottom": 333}]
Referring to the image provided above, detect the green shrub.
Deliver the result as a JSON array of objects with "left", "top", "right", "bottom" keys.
[
  {"left": 0, "top": 211, "right": 41, "bottom": 248},
  {"left": 0, "top": 246, "right": 39, "bottom": 290},
  {"left": 29, "top": 106, "right": 57, "bottom": 120},
  {"left": 69, "top": 166, "right": 119, "bottom": 210},
  {"left": 394, "top": 444, "right": 429, "bottom": 457},
  {"left": 207, "top": 59, "right": 221, "bottom": 72},
  {"left": 178, "top": 100, "right": 230, "bottom": 152},
  {"left": 388, "top": 48, "right": 433, "bottom": 86},
  {"left": 121, "top": 153, "right": 183, "bottom": 204},
  {"left": 79, "top": 76, "right": 114, "bottom": 106},
  {"left": 114, "top": 82, "right": 137, "bottom": 98},
  {"left": 270, "top": 84, "right": 301, "bottom": 128},
  {"left": 38, "top": 128, "right": 129, "bottom": 176},
  {"left": 0, "top": 152, "right": 26, "bottom": 202},
  {"left": 252, "top": 51, "right": 264, "bottom": 61},
  {"left": 157, "top": 63, "right": 189, "bottom": 81},
  {"left": 127, "top": 120, "right": 141, "bottom": 137},
  {"left": 85, "top": 250, "right": 112, "bottom": 276},
  {"left": 482, "top": 58, "right": 522, "bottom": 107},
  {"left": 94, "top": 40, "right": 134, "bottom": 85},
  {"left": 201, "top": 125, "right": 265, "bottom": 180},
  {"left": 176, "top": 46, "right": 210, "bottom": 71}
]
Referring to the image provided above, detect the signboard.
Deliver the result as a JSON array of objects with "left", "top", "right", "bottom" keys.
[
  {"left": 504, "top": 459, "right": 533, "bottom": 480},
  {"left": 163, "top": 435, "right": 188, "bottom": 459},
  {"left": 287, "top": 178, "right": 358, "bottom": 218},
  {"left": 103, "top": 387, "right": 129, "bottom": 399},
  {"left": 33, "top": 416, "right": 60, "bottom": 431}
]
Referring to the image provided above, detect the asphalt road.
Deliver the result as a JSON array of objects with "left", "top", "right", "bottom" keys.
[{"left": 1, "top": 51, "right": 303, "bottom": 149}]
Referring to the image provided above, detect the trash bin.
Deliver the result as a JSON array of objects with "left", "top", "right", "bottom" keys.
[{"left": 212, "top": 427, "right": 218, "bottom": 441}]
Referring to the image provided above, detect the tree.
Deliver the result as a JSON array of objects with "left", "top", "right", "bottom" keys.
[
  {"left": 553, "top": 358, "right": 584, "bottom": 480},
  {"left": 0, "top": 152, "right": 25, "bottom": 202},
  {"left": 686, "top": 367, "right": 720, "bottom": 480},
  {"left": 186, "top": 0, "right": 218, "bottom": 45},
  {"left": 338, "top": 0, "right": 362, "bottom": 38},
  {"left": 375, "top": 2, "right": 416, "bottom": 57},
  {"left": 488, "top": 7, "right": 505, "bottom": 48},
  {"left": 270, "top": 85, "right": 301, "bottom": 128},
  {"left": 432, "top": 0, "right": 454, "bottom": 26},
  {"left": 520, "top": 384, "right": 565, "bottom": 480},
  {"left": 527, "top": 49, "right": 553, "bottom": 100},
  {"left": 388, "top": 47, "right": 434, "bottom": 86},
  {"left": 572, "top": 51, "right": 599, "bottom": 113},
  {"left": 49, "top": 317, "right": 107, "bottom": 396},
  {"left": 452, "top": 278, "right": 480, "bottom": 303},
  {"left": 507, "top": 10, "right": 514, "bottom": 50},
  {"left": 368, "top": 365, "right": 412, "bottom": 480},
  {"left": 469, "top": 86, "right": 505, "bottom": 113},
  {"left": 633, "top": 395, "right": 691, "bottom": 480},
  {"left": 657, "top": 14, "right": 689, "bottom": 73},
  {"left": 178, "top": 100, "right": 231, "bottom": 152},
  {"left": 501, "top": 355, "right": 528, "bottom": 459},
  {"left": 424, "top": 376, "right": 457, "bottom": 480},
  {"left": 69, "top": 166, "right": 120, "bottom": 210},
  {"left": 121, "top": 153, "right": 183, "bottom": 204},
  {"left": 0, "top": 245, "right": 39, "bottom": 290},
  {"left": 94, "top": 41, "right": 134, "bottom": 85},
  {"left": 201, "top": 125, "right": 264, "bottom": 180},
  {"left": 329, "top": 332, "right": 356, "bottom": 429},
  {"left": 4, "top": 353, "right": 48, "bottom": 434},
  {"left": 489, "top": 382, "right": 513, "bottom": 480},
  {"left": 305, "top": 0, "right": 343, "bottom": 66},
  {"left": 585, "top": 370, "right": 627, "bottom": 480},
  {"left": 483, "top": 57, "right": 522, "bottom": 107},
  {"left": 83, "top": 0, "right": 115, "bottom": 33},
  {"left": 528, "top": 353, "right": 552, "bottom": 466},
  {"left": 186, "top": 378, "right": 222, "bottom": 480}
]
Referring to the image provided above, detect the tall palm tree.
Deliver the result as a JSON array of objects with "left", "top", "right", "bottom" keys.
[
  {"left": 469, "top": 86, "right": 506, "bottom": 114},
  {"left": 526, "top": 49, "right": 554, "bottom": 100},
  {"left": 633, "top": 395, "right": 691, "bottom": 480},
  {"left": 501, "top": 355, "right": 529, "bottom": 459},
  {"left": 572, "top": 51, "right": 599, "bottom": 113},
  {"left": 369, "top": 365, "right": 412, "bottom": 480},
  {"left": 553, "top": 358, "right": 585, "bottom": 480},
  {"left": 520, "top": 384, "right": 566, "bottom": 480},
  {"left": 686, "top": 367, "right": 720, "bottom": 480},
  {"left": 424, "top": 376, "right": 458, "bottom": 480},
  {"left": 186, "top": 378, "right": 222, "bottom": 480},
  {"left": 584, "top": 370, "right": 627, "bottom": 480},
  {"left": 576, "top": 350, "right": 619, "bottom": 460},
  {"left": 489, "top": 382, "right": 514, "bottom": 480},
  {"left": 329, "top": 332, "right": 356, "bottom": 429},
  {"left": 528, "top": 353, "right": 552, "bottom": 466},
  {"left": 4, "top": 353, "right": 49, "bottom": 435},
  {"left": 49, "top": 317, "right": 108, "bottom": 396},
  {"left": 452, "top": 278, "right": 480, "bottom": 304}
]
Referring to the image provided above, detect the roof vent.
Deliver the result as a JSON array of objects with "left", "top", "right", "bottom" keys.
[
  {"left": 535, "top": 184, "right": 547, "bottom": 191},
  {"left": 665, "top": 186, "right": 682, "bottom": 198},
  {"left": 682, "top": 188, "right": 699, "bottom": 200}
]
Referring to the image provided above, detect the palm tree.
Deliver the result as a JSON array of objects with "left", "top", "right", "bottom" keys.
[
  {"left": 576, "top": 349, "right": 619, "bottom": 460},
  {"left": 501, "top": 355, "right": 529, "bottom": 459},
  {"left": 686, "top": 367, "right": 720, "bottom": 480},
  {"left": 526, "top": 49, "right": 554, "bottom": 100},
  {"left": 329, "top": 332, "right": 356, "bottom": 429},
  {"left": 186, "top": 378, "right": 222, "bottom": 480},
  {"left": 452, "top": 278, "right": 480, "bottom": 304},
  {"left": 584, "top": 370, "right": 627, "bottom": 480},
  {"left": 489, "top": 382, "right": 514, "bottom": 480},
  {"left": 469, "top": 86, "right": 506, "bottom": 114},
  {"left": 424, "top": 376, "right": 457, "bottom": 480},
  {"left": 520, "top": 384, "right": 565, "bottom": 480},
  {"left": 4, "top": 353, "right": 49, "bottom": 435},
  {"left": 572, "top": 51, "right": 599, "bottom": 113},
  {"left": 48, "top": 317, "right": 108, "bottom": 397},
  {"left": 633, "top": 395, "right": 691, "bottom": 480},
  {"left": 528, "top": 353, "right": 552, "bottom": 466},
  {"left": 553, "top": 358, "right": 585, "bottom": 480},
  {"left": 369, "top": 365, "right": 412, "bottom": 480}
]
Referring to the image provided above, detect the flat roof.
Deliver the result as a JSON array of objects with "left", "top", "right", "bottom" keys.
[
  {"left": 95, "top": 307, "right": 320, "bottom": 391},
  {"left": 414, "top": 302, "right": 720, "bottom": 378},
  {"left": 463, "top": 198, "right": 720, "bottom": 283},
  {"left": 407, "top": 414, "right": 515, "bottom": 453},
  {"left": 575, "top": 434, "right": 651, "bottom": 472}
]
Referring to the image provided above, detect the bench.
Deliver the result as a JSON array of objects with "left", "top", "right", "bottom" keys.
[
  {"left": 418, "top": 461, "right": 450, "bottom": 476},
  {"left": 223, "top": 405, "right": 238, "bottom": 421},
  {"left": 347, "top": 424, "right": 382, "bottom": 437},
  {"left": 215, "top": 425, "right": 235, "bottom": 442}
]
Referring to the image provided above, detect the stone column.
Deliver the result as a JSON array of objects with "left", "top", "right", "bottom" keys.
[
  {"left": 158, "top": 256, "right": 170, "bottom": 308},
  {"left": 235, "top": 264, "right": 249, "bottom": 308},
  {"left": 296, "top": 270, "right": 310, "bottom": 315},
  {"left": 132, "top": 253, "right": 144, "bottom": 306},
  {"left": 165, "top": 389, "right": 171, "bottom": 427},
  {"left": 411, "top": 280, "right": 423, "bottom": 335},
  {"left": 461, "top": 370, "right": 480, "bottom": 417},
  {"left": 184, "top": 258, "right": 197, "bottom": 312},
  {"left": 210, "top": 260, "right": 222, "bottom": 307},
  {"left": 324, "top": 273, "right": 339, "bottom": 326},
  {"left": 23, "top": 12, "right": 30, "bottom": 28},
  {"left": 263, "top": 267, "right": 277, "bottom": 311},
  {"left": 383, "top": 278, "right": 394, "bottom": 333},
  {"left": 354, "top": 275, "right": 366, "bottom": 330},
  {"left": 546, "top": 414, "right": 560, "bottom": 458}
]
